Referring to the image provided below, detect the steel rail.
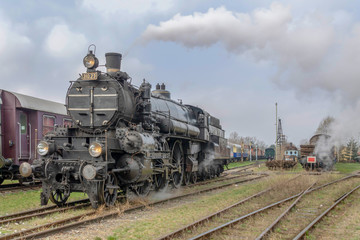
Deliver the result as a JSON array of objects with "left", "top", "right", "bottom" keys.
[
  {"left": 0, "top": 172, "right": 253, "bottom": 224},
  {"left": 293, "top": 183, "right": 360, "bottom": 240},
  {"left": 0, "top": 183, "right": 22, "bottom": 188},
  {"left": 0, "top": 175, "right": 267, "bottom": 240},
  {"left": 157, "top": 188, "right": 271, "bottom": 240},
  {"left": 0, "top": 202, "right": 90, "bottom": 225},
  {"left": 225, "top": 161, "right": 263, "bottom": 171},
  {"left": 0, "top": 182, "right": 42, "bottom": 192},
  {"left": 0, "top": 182, "right": 41, "bottom": 188},
  {"left": 158, "top": 174, "right": 302, "bottom": 240},
  {"left": 189, "top": 173, "right": 254, "bottom": 188},
  {"left": 189, "top": 174, "right": 359, "bottom": 240},
  {"left": 255, "top": 182, "right": 316, "bottom": 240},
  {"left": 0, "top": 198, "right": 89, "bottom": 222}
]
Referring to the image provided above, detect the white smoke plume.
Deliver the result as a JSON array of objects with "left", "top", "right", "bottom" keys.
[
  {"left": 313, "top": 135, "right": 335, "bottom": 170},
  {"left": 141, "top": 3, "right": 360, "bottom": 104}
]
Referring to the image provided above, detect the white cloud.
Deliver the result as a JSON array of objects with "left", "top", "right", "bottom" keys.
[
  {"left": 0, "top": 12, "right": 32, "bottom": 78},
  {"left": 121, "top": 57, "right": 154, "bottom": 84},
  {"left": 0, "top": 12, "right": 31, "bottom": 56},
  {"left": 80, "top": 0, "right": 174, "bottom": 18},
  {"left": 44, "top": 24, "right": 87, "bottom": 58},
  {"left": 140, "top": 3, "right": 360, "bottom": 105}
]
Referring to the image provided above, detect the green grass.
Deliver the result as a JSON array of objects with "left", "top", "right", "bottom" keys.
[
  {"left": 291, "top": 163, "right": 304, "bottom": 172},
  {"left": 226, "top": 159, "right": 266, "bottom": 169},
  {"left": 2, "top": 179, "right": 19, "bottom": 185},
  {"left": 0, "top": 190, "right": 87, "bottom": 215},
  {"left": 106, "top": 176, "right": 279, "bottom": 240},
  {"left": 334, "top": 162, "right": 360, "bottom": 174}
]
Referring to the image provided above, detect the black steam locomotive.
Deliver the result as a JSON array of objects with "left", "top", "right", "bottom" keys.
[
  {"left": 20, "top": 46, "right": 230, "bottom": 208},
  {"left": 299, "top": 134, "right": 336, "bottom": 171}
]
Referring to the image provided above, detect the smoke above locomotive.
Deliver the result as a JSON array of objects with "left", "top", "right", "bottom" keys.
[
  {"left": 299, "top": 134, "right": 336, "bottom": 171},
  {"left": 20, "top": 45, "right": 230, "bottom": 208}
]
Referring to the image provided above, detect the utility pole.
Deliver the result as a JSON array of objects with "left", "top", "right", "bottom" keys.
[
  {"left": 275, "top": 103, "right": 278, "bottom": 161},
  {"left": 256, "top": 145, "right": 258, "bottom": 161},
  {"left": 249, "top": 142, "right": 252, "bottom": 161},
  {"left": 350, "top": 141, "right": 353, "bottom": 162},
  {"left": 241, "top": 141, "right": 244, "bottom": 162}
]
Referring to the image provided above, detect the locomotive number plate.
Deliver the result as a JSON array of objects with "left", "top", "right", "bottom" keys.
[{"left": 81, "top": 72, "right": 98, "bottom": 80}]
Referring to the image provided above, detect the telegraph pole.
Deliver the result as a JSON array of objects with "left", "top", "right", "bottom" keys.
[
  {"left": 275, "top": 103, "right": 278, "bottom": 161},
  {"left": 249, "top": 142, "right": 252, "bottom": 161},
  {"left": 256, "top": 145, "right": 258, "bottom": 161}
]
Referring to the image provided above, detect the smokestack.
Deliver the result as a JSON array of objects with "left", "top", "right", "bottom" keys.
[{"left": 105, "top": 52, "right": 122, "bottom": 73}]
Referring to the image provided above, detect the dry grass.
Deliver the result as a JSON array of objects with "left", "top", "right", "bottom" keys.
[
  {"left": 0, "top": 207, "right": 91, "bottom": 235},
  {"left": 268, "top": 177, "right": 360, "bottom": 239},
  {"left": 103, "top": 175, "right": 308, "bottom": 240},
  {"left": 306, "top": 185, "right": 360, "bottom": 240},
  {"left": 51, "top": 176, "right": 277, "bottom": 240}
]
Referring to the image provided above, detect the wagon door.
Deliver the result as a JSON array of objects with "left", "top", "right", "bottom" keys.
[{"left": 18, "top": 111, "right": 30, "bottom": 161}]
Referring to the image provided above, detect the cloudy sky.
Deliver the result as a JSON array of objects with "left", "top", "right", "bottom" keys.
[{"left": 1, "top": 0, "right": 360, "bottom": 146}]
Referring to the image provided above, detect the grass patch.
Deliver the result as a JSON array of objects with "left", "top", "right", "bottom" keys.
[
  {"left": 226, "top": 160, "right": 265, "bottom": 169},
  {"left": 334, "top": 162, "right": 360, "bottom": 174},
  {"left": 2, "top": 179, "right": 19, "bottom": 185},
  {"left": 0, "top": 190, "right": 87, "bottom": 215},
  {"left": 107, "top": 175, "right": 297, "bottom": 240},
  {"left": 292, "top": 163, "right": 304, "bottom": 172}
]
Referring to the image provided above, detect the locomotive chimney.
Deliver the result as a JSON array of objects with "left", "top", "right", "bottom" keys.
[
  {"left": 161, "top": 83, "right": 166, "bottom": 90},
  {"left": 156, "top": 83, "right": 160, "bottom": 90},
  {"left": 105, "top": 52, "right": 122, "bottom": 73}
]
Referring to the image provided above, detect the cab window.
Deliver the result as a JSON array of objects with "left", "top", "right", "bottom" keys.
[
  {"left": 43, "top": 115, "right": 55, "bottom": 135},
  {"left": 63, "top": 118, "right": 73, "bottom": 127}
]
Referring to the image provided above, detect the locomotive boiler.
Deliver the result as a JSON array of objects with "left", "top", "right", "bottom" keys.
[{"left": 20, "top": 46, "right": 230, "bottom": 208}]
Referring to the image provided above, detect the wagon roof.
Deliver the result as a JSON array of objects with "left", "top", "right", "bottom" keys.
[{"left": 9, "top": 91, "right": 67, "bottom": 115}]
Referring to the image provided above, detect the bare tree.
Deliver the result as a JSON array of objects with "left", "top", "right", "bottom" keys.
[
  {"left": 315, "top": 116, "right": 335, "bottom": 135},
  {"left": 229, "top": 131, "right": 241, "bottom": 144}
]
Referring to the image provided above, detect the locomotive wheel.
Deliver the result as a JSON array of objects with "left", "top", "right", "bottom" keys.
[
  {"left": 184, "top": 172, "right": 191, "bottom": 186},
  {"left": 216, "top": 166, "right": 221, "bottom": 177},
  {"left": 49, "top": 189, "right": 69, "bottom": 207},
  {"left": 134, "top": 180, "right": 151, "bottom": 196},
  {"left": 154, "top": 174, "right": 169, "bottom": 191},
  {"left": 171, "top": 141, "right": 184, "bottom": 188},
  {"left": 190, "top": 172, "right": 197, "bottom": 184},
  {"left": 99, "top": 173, "right": 118, "bottom": 207}
]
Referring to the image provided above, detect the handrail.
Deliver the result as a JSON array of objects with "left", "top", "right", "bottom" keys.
[
  {"left": 17, "top": 122, "right": 21, "bottom": 159},
  {"left": 29, "top": 123, "right": 32, "bottom": 159}
]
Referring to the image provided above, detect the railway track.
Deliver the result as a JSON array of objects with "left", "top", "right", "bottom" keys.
[
  {"left": 0, "top": 173, "right": 267, "bottom": 240},
  {"left": 0, "top": 170, "right": 254, "bottom": 225},
  {"left": 225, "top": 161, "right": 263, "bottom": 171},
  {"left": 0, "top": 182, "right": 41, "bottom": 192},
  {"left": 292, "top": 183, "right": 360, "bottom": 240},
  {"left": 157, "top": 174, "right": 359, "bottom": 240},
  {"left": 0, "top": 173, "right": 252, "bottom": 225}
]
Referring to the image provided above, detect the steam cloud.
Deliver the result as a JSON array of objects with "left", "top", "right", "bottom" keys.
[
  {"left": 141, "top": 2, "right": 360, "bottom": 147},
  {"left": 141, "top": 3, "right": 360, "bottom": 103}
]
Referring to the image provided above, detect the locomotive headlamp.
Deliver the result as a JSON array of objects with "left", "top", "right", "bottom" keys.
[
  {"left": 37, "top": 141, "right": 49, "bottom": 156},
  {"left": 82, "top": 164, "right": 97, "bottom": 180},
  {"left": 19, "top": 162, "right": 32, "bottom": 177},
  {"left": 83, "top": 51, "right": 99, "bottom": 69},
  {"left": 37, "top": 141, "right": 55, "bottom": 156},
  {"left": 89, "top": 142, "right": 103, "bottom": 158}
]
